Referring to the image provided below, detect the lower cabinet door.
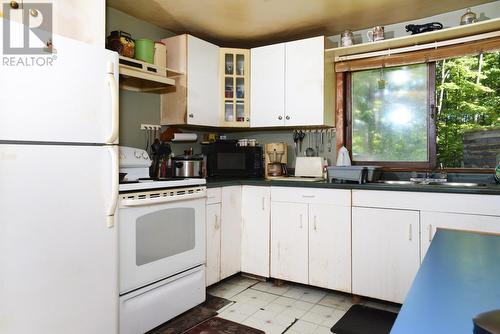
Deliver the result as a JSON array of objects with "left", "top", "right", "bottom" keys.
[
  {"left": 309, "top": 204, "right": 351, "bottom": 292},
  {"left": 241, "top": 186, "right": 271, "bottom": 277},
  {"left": 352, "top": 207, "right": 420, "bottom": 304},
  {"left": 420, "top": 211, "right": 500, "bottom": 261},
  {"left": 271, "top": 201, "right": 309, "bottom": 284},
  {"left": 220, "top": 186, "right": 242, "bottom": 279},
  {"left": 206, "top": 203, "right": 221, "bottom": 286}
]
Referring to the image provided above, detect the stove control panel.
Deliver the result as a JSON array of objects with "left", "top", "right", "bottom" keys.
[{"left": 119, "top": 146, "right": 151, "bottom": 168}]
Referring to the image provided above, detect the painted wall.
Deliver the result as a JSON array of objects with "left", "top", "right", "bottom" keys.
[
  {"left": 106, "top": 7, "right": 175, "bottom": 149},
  {"left": 327, "top": 1, "right": 500, "bottom": 45},
  {"left": 225, "top": 130, "right": 337, "bottom": 167},
  {"left": 110, "top": 2, "right": 499, "bottom": 166}
]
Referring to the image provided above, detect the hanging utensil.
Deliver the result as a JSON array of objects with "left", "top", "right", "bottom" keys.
[
  {"left": 327, "top": 129, "right": 333, "bottom": 152},
  {"left": 293, "top": 130, "right": 300, "bottom": 156},
  {"left": 298, "top": 130, "right": 305, "bottom": 155},
  {"left": 320, "top": 130, "right": 325, "bottom": 154},
  {"left": 305, "top": 130, "right": 314, "bottom": 157},
  {"left": 315, "top": 130, "right": 320, "bottom": 157}
]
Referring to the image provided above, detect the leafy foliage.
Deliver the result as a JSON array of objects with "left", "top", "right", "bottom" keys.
[{"left": 436, "top": 52, "right": 500, "bottom": 167}]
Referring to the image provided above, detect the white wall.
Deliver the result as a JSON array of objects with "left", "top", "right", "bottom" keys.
[{"left": 327, "top": 1, "right": 500, "bottom": 46}]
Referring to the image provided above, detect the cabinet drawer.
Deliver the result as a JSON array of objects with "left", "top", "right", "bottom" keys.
[
  {"left": 206, "top": 188, "right": 222, "bottom": 204},
  {"left": 271, "top": 186, "right": 351, "bottom": 206}
]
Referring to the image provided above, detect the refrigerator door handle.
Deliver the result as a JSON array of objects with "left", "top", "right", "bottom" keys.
[
  {"left": 107, "top": 146, "right": 119, "bottom": 228},
  {"left": 106, "top": 62, "right": 119, "bottom": 144}
]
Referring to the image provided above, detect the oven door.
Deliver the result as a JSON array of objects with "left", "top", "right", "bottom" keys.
[{"left": 119, "top": 191, "right": 206, "bottom": 294}]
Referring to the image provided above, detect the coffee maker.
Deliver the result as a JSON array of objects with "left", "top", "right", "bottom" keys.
[{"left": 264, "top": 142, "right": 288, "bottom": 179}]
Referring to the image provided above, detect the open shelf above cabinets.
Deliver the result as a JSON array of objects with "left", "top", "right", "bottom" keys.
[
  {"left": 326, "top": 18, "right": 500, "bottom": 62},
  {"left": 118, "top": 56, "right": 184, "bottom": 93}
]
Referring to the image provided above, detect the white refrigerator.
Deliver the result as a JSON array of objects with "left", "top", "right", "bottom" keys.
[{"left": 0, "top": 19, "right": 120, "bottom": 334}]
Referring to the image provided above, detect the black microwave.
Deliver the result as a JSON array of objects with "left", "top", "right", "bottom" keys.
[{"left": 202, "top": 141, "right": 263, "bottom": 178}]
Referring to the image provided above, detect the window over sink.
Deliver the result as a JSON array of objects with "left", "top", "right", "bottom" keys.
[
  {"left": 348, "top": 64, "right": 432, "bottom": 166},
  {"left": 344, "top": 50, "right": 500, "bottom": 171}
]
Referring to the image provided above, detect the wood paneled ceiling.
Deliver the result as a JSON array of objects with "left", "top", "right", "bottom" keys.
[{"left": 107, "top": 0, "right": 494, "bottom": 47}]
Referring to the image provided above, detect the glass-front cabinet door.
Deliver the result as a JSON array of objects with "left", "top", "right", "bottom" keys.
[{"left": 220, "top": 48, "right": 250, "bottom": 127}]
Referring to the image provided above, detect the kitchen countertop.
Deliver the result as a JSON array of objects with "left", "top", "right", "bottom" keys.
[
  {"left": 206, "top": 178, "right": 500, "bottom": 195},
  {"left": 391, "top": 230, "right": 500, "bottom": 334}
]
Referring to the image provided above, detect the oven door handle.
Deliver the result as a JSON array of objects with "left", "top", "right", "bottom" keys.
[{"left": 120, "top": 191, "right": 206, "bottom": 207}]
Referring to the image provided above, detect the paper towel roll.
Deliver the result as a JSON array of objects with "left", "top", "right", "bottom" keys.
[{"left": 171, "top": 133, "right": 198, "bottom": 142}]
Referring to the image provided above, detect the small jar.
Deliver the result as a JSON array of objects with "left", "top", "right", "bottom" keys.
[{"left": 341, "top": 30, "right": 354, "bottom": 47}]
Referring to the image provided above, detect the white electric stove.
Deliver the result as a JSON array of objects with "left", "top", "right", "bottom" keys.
[{"left": 118, "top": 146, "right": 207, "bottom": 334}]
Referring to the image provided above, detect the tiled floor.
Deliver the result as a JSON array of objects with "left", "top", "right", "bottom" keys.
[{"left": 208, "top": 275, "right": 401, "bottom": 334}]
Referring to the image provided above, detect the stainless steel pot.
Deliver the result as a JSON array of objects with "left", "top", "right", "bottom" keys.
[{"left": 172, "top": 154, "right": 205, "bottom": 178}]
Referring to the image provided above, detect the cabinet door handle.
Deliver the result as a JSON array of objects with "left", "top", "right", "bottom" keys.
[
  {"left": 188, "top": 113, "right": 194, "bottom": 118},
  {"left": 302, "top": 195, "right": 315, "bottom": 198},
  {"left": 409, "top": 224, "right": 413, "bottom": 241},
  {"left": 285, "top": 115, "right": 290, "bottom": 120},
  {"left": 278, "top": 115, "right": 283, "bottom": 120},
  {"left": 313, "top": 216, "right": 317, "bottom": 231},
  {"left": 299, "top": 214, "right": 303, "bottom": 229},
  {"left": 215, "top": 214, "right": 219, "bottom": 230},
  {"left": 262, "top": 197, "right": 265, "bottom": 211},
  {"left": 428, "top": 224, "right": 433, "bottom": 242}
]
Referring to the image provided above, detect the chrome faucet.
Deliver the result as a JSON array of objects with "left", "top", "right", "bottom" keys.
[{"left": 410, "top": 164, "right": 447, "bottom": 184}]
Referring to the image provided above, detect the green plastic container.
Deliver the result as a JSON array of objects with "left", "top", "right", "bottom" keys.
[{"left": 134, "top": 39, "right": 154, "bottom": 63}]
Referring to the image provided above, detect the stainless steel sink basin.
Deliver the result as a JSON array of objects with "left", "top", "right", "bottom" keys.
[
  {"left": 379, "top": 180, "right": 416, "bottom": 185},
  {"left": 427, "top": 182, "right": 485, "bottom": 187},
  {"left": 378, "top": 180, "right": 486, "bottom": 187}
]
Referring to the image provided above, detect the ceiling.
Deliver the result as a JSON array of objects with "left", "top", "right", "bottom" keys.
[{"left": 107, "top": 0, "right": 493, "bottom": 47}]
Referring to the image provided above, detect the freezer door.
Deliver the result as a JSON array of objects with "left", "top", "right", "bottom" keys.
[
  {"left": 0, "top": 19, "right": 119, "bottom": 144},
  {"left": 0, "top": 144, "right": 118, "bottom": 334}
]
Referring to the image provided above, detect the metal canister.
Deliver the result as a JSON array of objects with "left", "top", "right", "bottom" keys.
[
  {"left": 460, "top": 8, "right": 478, "bottom": 25},
  {"left": 341, "top": 30, "right": 354, "bottom": 47}
]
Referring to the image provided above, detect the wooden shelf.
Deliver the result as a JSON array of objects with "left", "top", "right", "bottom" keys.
[
  {"left": 118, "top": 56, "right": 184, "bottom": 92},
  {"left": 326, "top": 18, "right": 500, "bottom": 62}
]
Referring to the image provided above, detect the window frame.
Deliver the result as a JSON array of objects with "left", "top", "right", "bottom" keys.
[
  {"left": 345, "top": 62, "right": 437, "bottom": 169},
  {"left": 334, "top": 35, "right": 500, "bottom": 173}
]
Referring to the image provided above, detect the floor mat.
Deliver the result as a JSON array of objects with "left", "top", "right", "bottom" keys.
[
  {"left": 147, "top": 294, "right": 232, "bottom": 334},
  {"left": 183, "top": 317, "right": 265, "bottom": 334},
  {"left": 204, "top": 294, "right": 233, "bottom": 311},
  {"left": 331, "top": 304, "right": 398, "bottom": 334}
]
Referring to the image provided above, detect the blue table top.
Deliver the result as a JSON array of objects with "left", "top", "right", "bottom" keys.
[{"left": 391, "top": 229, "right": 500, "bottom": 334}]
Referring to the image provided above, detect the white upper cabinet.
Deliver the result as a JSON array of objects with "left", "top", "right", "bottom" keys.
[
  {"left": 285, "top": 36, "right": 325, "bottom": 126},
  {"left": 187, "top": 35, "right": 220, "bottom": 126},
  {"left": 250, "top": 43, "right": 286, "bottom": 127},
  {"left": 251, "top": 36, "right": 332, "bottom": 127},
  {"left": 161, "top": 34, "right": 220, "bottom": 127}
]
